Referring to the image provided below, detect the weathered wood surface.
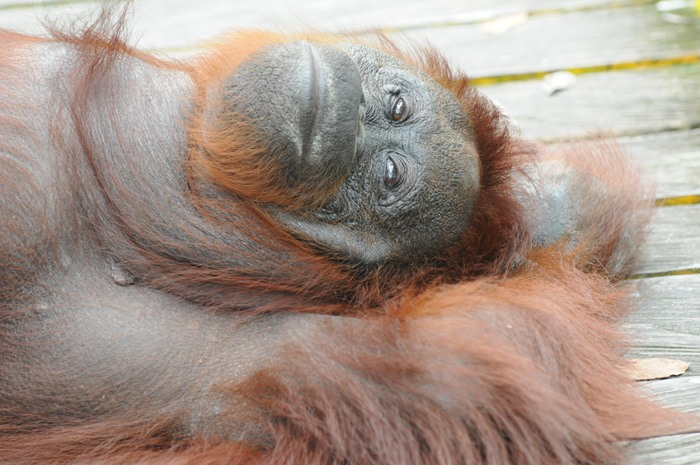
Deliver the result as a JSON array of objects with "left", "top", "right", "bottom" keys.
[
  {"left": 411, "top": 3, "right": 700, "bottom": 78},
  {"left": 1, "top": 0, "right": 698, "bottom": 463},
  {"left": 0, "top": 0, "right": 685, "bottom": 53},
  {"left": 3, "top": 0, "right": 699, "bottom": 78},
  {"left": 630, "top": 431, "right": 700, "bottom": 465},
  {"left": 622, "top": 129, "right": 700, "bottom": 199},
  {"left": 480, "top": 66, "right": 700, "bottom": 141},
  {"left": 628, "top": 275, "right": 700, "bottom": 366},
  {"left": 638, "top": 205, "right": 700, "bottom": 275}
]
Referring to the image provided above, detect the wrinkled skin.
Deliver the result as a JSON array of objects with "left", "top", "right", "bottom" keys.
[{"left": 218, "top": 41, "right": 480, "bottom": 263}]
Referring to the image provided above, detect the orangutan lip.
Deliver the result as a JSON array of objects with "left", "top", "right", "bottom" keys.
[{"left": 302, "top": 43, "right": 323, "bottom": 159}]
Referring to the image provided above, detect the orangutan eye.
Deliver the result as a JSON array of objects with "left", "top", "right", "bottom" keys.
[
  {"left": 391, "top": 97, "right": 408, "bottom": 123},
  {"left": 385, "top": 156, "right": 400, "bottom": 188}
]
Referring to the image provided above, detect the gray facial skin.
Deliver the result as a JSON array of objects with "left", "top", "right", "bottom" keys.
[
  {"left": 222, "top": 41, "right": 366, "bottom": 196},
  {"left": 223, "top": 41, "right": 480, "bottom": 264}
]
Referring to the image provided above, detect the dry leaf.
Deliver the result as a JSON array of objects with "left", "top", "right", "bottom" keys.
[
  {"left": 480, "top": 13, "right": 528, "bottom": 35},
  {"left": 624, "top": 358, "right": 690, "bottom": 381}
]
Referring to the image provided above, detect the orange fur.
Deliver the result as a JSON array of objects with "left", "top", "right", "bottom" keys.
[{"left": 0, "top": 6, "right": 692, "bottom": 465}]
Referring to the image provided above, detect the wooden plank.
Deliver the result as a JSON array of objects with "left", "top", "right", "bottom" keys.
[
  {"left": 621, "top": 129, "right": 700, "bottom": 199},
  {"left": 0, "top": 0, "right": 565, "bottom": 42},
  {"left": 627, "top": 377, "right": 700, "bottom": 461},
  {"left": 0, "top": 0, "right": 648, "bottom": 11},
  {"left": 626, "top": 327, "right": 700, "bottom": 370},
  {"left": 623, "top": 275, "right": 700, "bottom": 463},
  {"left": 0, "top": 1, "right": 662, "bottom": 37},
  {"left": 636, "top": 205, "right": 700, "bottom": 275},
  {"left": 627, "top": 376, "right": 700, "bottom": 464},
  {"left": 631, "top": 274, "right": 700, "bottom": 336},
  {"left": 410, "top": 3, "right": 700, "bottom": 78},
  {"left": 628, "top": 431, "right": 700, "bottom": 465},
  {"left": 0, "top": 1, "right": 684, "bottom": 62},
  {"left": 625, "top": 275, "right": 700, "bottom": 367},
  {"left": 0, "top": 0, "right": 92, "bottom": 6},
  {"left": 479, "top": 65, "right": 700, "bottom": 141},
  {"left": 642, "top": 376, "right": 700, "bottom": 413}
]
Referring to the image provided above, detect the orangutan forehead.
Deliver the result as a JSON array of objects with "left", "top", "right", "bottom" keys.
[
  {"left": 339, "top": 43, "right": 435, "bottom": 82},
  {"left": 338, "top": 42, "right": 468, "bottom": 123}
]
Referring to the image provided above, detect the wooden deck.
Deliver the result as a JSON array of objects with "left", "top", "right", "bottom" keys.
[{"left": 1, "top": 0, "right": 699, "bottom": 463}]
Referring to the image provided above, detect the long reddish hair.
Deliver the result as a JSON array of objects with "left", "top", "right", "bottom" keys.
[{"left": 0, "top": 6, "right": 692, "bottom": 465}]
